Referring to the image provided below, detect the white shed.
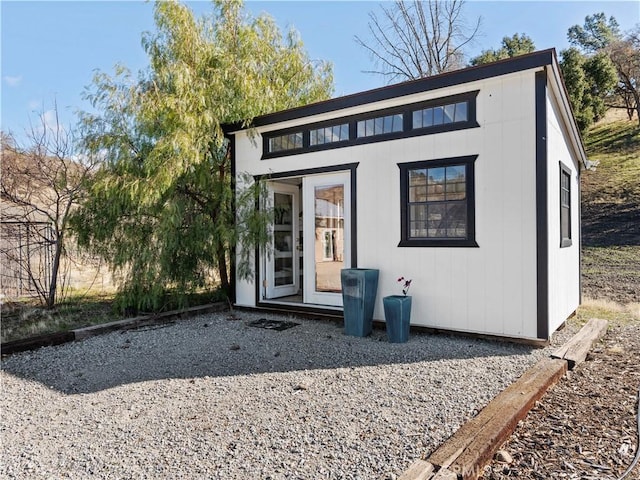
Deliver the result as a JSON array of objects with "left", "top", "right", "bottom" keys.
[{"left": 226, "top": 49, "right": 584, "bottom": 342}]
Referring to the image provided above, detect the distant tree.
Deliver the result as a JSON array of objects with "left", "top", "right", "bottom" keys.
[
  {"left": 72, "top": 0, "right": 333, "bottom": 312},
  {"left": 564, "top": 13, "right": 639, "bottom": 127},
  {"left": 568, "top": 12, "right": 620, "bottom": 54},
  {"left": 0, "top": 105, "right": 98, "bottom": 308},
  {"left": 560, "top": 48, "right": 617, "bottom": 132},
  {"left": 606, "top": 27, "right": 640, "bottom": 124},
  {"left": 355, "top": 0, "right": 481, "bottom": 82},
  {"left": 469, "top": 33, "right": 535, "bottom": 65},
  {"left": 560, "top": 13, "right": 624, "bottom": 133}
]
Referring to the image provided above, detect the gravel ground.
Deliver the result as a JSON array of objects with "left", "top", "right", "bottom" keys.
[{"left": 1, "top": 311, "right": 577, "bottom": 479}]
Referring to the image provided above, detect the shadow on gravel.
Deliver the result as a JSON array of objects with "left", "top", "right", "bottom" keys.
[{"left": 1, "top": 313, "right": 542, "bottom": 395}]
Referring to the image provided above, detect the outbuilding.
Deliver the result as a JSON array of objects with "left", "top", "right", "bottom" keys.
[{"left": 226, "top": 49, "right": 584, "bottom": 342}]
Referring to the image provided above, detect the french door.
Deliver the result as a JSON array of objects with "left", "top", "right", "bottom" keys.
[
  {"left": 303, "top": 172, "right": 351, "bottom": 306},
  {"left": 265, "top": 183, "right": 300, "bottom": 299}
]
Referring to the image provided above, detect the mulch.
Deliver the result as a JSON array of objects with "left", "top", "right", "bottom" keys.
[{"left": 483, "top": 320, "right": 640, "bottom": 480}]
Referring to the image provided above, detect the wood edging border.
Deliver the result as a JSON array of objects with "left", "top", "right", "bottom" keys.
[
  {"left": 1, "top": 302, "right": 228, "bottom": 356},
  {"left": 399, "top": 318, "right": 609, "bottom": 480}
]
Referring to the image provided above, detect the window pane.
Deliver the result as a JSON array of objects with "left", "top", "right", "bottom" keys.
[
  {"left": 409, "top": 185, "right": 427, "bottom": 202},
  {"left": 294, "top": 132, "right": 303, "bottom": 148},
  {"left": 443, "top": 104, "right": 456, "bottom": 124},
  {"left": 409, "top": 168, "right": 427, "bottom": 186},
  {"left": 423, "top": 108, "right": 434, "bottom": 127},
  {"left": 393, "top": 114, "right": 403, "bottom": 132},
  {"left": 445, "top": 166, "right": 466, "bottom": 200},
  {"left": 413, "top": 110, "right": 422, "bottom": 129},
  {"left": 373, "top": 117, "right": 383, "bottom": 135},
  {"left": 410, "top": 221, "right": 426, "bottom": 238},
  {"left": 410, "top": 205, "right": 428, "bottom": 238},
  {"left": 410, "top": 204, "right": 427, "bottom": 222},
  {"left": 383, "top": 115, "right": 393, "bottom": 133},
  {"left": 330, "top": 126, "right": 339, "bottom": 142},
  {"left": 366, "top": 119, "right": 374, "bottom": 136},
  {"left": 357, "top": 121, "right": 365, "bottom": 137},
  {"left": 427, "top": 203, "right": 447, "bottom": 237},
  {"left": 433, "top": 106, "right": 444, "bottom": 125},
  {"left": 446, "top": 202, "right": 467, "bottom": 238},
  {"left": 340, "top": 123, "right": 349, "bottom": 140},
  {"left": 561, "top": 207, "right": 570, "bottom": 238},
  {"left": 427, "top": 167, "right": 446, "bottom": 202},
  {"left": 454, "top": 102, "right": 467, "bottom": 122}
]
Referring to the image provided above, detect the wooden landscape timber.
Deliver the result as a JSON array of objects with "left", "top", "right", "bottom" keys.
[
  {"left": 1, "top": 302, "right": 227, "bottom": 355},
  {"left": 399, "top": 318, "right": 609, "bottom": 480},
  {"left": 551, "top": 317, "right": 608, "bottom": 369}
]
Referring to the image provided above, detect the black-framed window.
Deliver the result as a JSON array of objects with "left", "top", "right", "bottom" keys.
[
  {"left": 268, "top": 131, "right": 303, "bottom": 153},
  {"left": 412, "top": 101, "right": 468, "bottom": 129},
  {"left": 399, "top": 155, "right": 478, "bottom": 247},
  {"left": 262, "top": 90, "right": 479, "bottom": 159},
  {"left": 356, "top": 114, "right": 403, "bottom": 137},
  {"left": 560, "top": 162, "right": 572, "bottom": 247},
  {"left": 310, "top": 123, "right": 349, "bottom": 146}
]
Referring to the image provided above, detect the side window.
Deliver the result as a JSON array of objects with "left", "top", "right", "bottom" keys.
[
  {"left": 560, "top": 162, "right": 572, "bottom": 247},
  {"left": 399, "top": 156, "right": 478, "bottom": 247}
]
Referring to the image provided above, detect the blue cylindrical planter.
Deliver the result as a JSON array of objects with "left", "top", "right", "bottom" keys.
[
  {"left": 341, "top": 268, "right": 379, "bottom": 337},
  {"left": 383, "top": 295, "right": 412, "bottom": 343}
]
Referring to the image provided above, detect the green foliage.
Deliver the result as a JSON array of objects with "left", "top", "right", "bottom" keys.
[
  {"left": 469, "top": 33, "right": 535, "bottom": 66},
  {"left": 567, "top": 12, "right": 620, "bottom": 54},
  {"left": 72, "top": 0, "right": 333, "bottom": 311},
  {"left": 560, "top": 48, "right": 617, "bottom": 133},
  {"left": 561, "top": 13, "right": 628, "bottom": 133}
]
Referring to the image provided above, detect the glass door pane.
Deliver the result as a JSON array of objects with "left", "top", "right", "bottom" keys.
[
  {"left": 265, "top": 183, "right": 299, "bottom": 300},
  {"left": 314, "top": 184, "right": 344, "bottom": 293},
  {"left": 274, "top": 192, "right": 294, "bottom": 287},
  {"left": 303, "top": 172, "right": 350, "bottom": 307}
]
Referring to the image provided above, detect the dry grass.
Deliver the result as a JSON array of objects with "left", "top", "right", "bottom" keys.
[
  {"left": 576, "top": 296, "right": 640, "bottom": 327},
  {"left": 1, "top": 293, "right": 116, "bottom": 343}
]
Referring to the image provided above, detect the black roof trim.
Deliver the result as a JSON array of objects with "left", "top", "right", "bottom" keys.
[{"left": 224, "top": 49, "right": 555, "bottom": 132}]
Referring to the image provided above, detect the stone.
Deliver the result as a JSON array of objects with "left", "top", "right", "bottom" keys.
[{"left": 495, "top": 450, "right": 513, "bottom": 464}]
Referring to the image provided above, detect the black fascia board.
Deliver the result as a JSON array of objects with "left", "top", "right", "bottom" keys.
[{"left": 222, "top": 49, "right": 555, "bottom": 133}]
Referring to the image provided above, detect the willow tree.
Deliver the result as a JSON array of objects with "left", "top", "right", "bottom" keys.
[{"left": 72, "top": 0, "right": 333, "bottom": 311}]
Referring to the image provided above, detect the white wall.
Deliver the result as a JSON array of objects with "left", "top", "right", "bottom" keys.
[
  {"left": 235, "top": 68, "right": 548, "bottom": 339},
  {"left": 546, "top": 89, "right": 581, "bottom": 333}
]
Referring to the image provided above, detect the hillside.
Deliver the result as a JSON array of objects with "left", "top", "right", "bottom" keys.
[{"left": 581, "top": 115, "right": 640, "bottom": 304}]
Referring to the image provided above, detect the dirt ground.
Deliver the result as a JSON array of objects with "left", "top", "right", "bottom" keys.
[
  {"left": 581, "top": 246, "right": 640, "bottom": 305},
  {"left": 483, "top": 320, "right": 640, "bottom": 480},
  {"left": 485, "top": 126, "right": 640, "bottom": 479}
]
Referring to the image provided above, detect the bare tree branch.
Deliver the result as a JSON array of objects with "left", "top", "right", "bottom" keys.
[
  {"left": 1, "top": 103, "right": 100, "bottom": 307},
  {"left": 355, "top": 0, "right": 481, "bottom": 82}
]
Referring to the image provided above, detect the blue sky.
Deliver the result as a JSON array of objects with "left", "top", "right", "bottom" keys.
[{"left": 2, "top": 1, "right": 639, "bottom": 144}]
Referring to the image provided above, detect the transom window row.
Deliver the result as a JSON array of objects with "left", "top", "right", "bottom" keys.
[{"left": 263, "top": 91, "right": 478, "bottom": 157}]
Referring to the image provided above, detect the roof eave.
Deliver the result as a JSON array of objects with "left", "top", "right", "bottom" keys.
[{"left": 223, "top": 49, "right": 557, "bottom": 134}]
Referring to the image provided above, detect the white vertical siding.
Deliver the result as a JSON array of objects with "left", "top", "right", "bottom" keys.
[
  {"left": 546, "top": 92, "right": 581, "bottom": 333},
  {"left": 233, "top": 69, "right": 556, "bottom": 340}
]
